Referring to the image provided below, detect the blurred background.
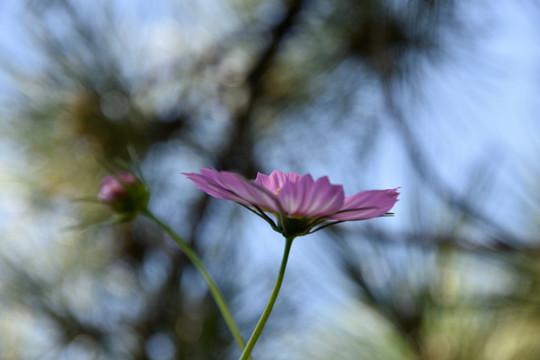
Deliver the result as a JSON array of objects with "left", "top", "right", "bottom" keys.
[{"left": 1, "top": 0, "right": 540, "bottom": 359}]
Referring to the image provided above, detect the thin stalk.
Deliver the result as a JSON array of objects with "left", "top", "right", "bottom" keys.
[
  {"left": 239, "top": 236, "right": 295, "bottom": 360},
  {"left": 143, "top": 209, "right": 248, "bottom": 354}
]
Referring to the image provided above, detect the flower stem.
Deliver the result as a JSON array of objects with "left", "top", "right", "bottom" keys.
[
  {"left": 142, "top": 209, "right": 248, "bottom": 354},
  {"left": 239, "top": 236, "right": 295, "bottom": 360}
]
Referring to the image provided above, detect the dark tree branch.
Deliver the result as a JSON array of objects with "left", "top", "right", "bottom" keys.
[{"left": 186, "top": 0, "right": 308, "bottom": 245}]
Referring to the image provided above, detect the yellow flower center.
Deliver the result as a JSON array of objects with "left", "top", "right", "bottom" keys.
[{"left": 274, "top": 187, "right": 281, "bottom": 196}]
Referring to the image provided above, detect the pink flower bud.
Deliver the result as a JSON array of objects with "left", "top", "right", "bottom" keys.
[{"left": 98, "top": 172, "right": 149, "bottom": 218}]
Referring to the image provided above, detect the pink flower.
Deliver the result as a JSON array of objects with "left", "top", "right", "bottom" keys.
[
  {"left": 98, "top": 172, "right": 149, "bottom": 218},
  {"left": 183, "top": 169, "right": 398, "bottom": 237}
]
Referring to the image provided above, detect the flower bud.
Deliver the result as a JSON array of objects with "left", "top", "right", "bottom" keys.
[{"left": 98, "top": 172, "right": 149, "bottom": 218}]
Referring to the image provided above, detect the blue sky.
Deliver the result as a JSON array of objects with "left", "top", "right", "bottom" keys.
[{"left": 1, "top": 0, "right": 538, "bottom": 278}]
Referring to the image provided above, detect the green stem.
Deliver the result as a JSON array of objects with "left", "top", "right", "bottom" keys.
[
  {"left": 142, "top": 209, "right": 248, "bottom": 354},
  {"left": 239, "top": 236, "right": 295, "bottom": 360}
]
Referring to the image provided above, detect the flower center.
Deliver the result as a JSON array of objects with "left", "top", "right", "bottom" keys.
[{"left": 273, "top": 187, "right": 281, "bottom": 196}]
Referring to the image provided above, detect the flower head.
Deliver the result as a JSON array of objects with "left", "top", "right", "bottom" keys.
[
  {"left": 184, "top": 169, "right": 398, "bottom": 237},
  {"left": 98, "top": 172, "right": 149, "bottom": 219}
]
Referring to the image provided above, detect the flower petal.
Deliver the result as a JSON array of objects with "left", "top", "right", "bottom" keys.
[
  {"left": 98, "top": 175, "right": 127, "bottom": 202},
  {"left": 183, "top": 169, "right": 278, "bottom": 210},
  {"left": 330, "top": 188, "right": 399, "bottom": 221},
  {"left": 278, "top": 175, "right": 344, "bottom": 218},
  {"left": 183, "top": 170, "right": 242, "bottom": 203},
  {"left": 254, "top": 170, "right": 302, "bottom": 193}
]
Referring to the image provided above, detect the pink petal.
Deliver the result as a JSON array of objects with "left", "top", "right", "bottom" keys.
[
  {"left": 330, "top": 188, "right": 399, "bottom": 221},
  {"left": 183, "top": 169, "right": 278, "bottom": 210},
  {"left": 254, "top": 170, "right": 302, "bottom": 193},
  {"left": 217, "top": 171, "right": 278, "bottom": 211},
  {"left": 278, "top": 175, "right": 344, "bottom": 218},
  {"left": 183, "top": 170, "right": 242, "bottom": 203},
  {"left": 98, "top": 175, "right": 127, "bottom": 202}
]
